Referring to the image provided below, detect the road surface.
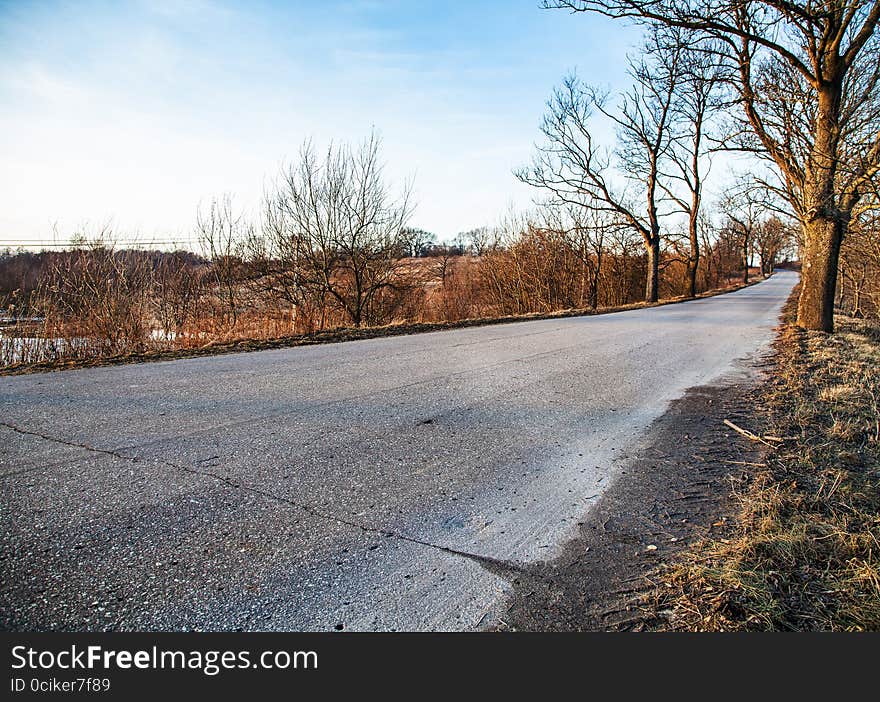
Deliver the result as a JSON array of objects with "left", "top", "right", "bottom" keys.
[{"left": 1, "top": 271, "right": 797, "bottom": 631}]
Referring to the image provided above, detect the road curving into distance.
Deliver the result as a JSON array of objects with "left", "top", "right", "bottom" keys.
[{"left": 1, "top": 271, "right": 798, "bottom": 631}]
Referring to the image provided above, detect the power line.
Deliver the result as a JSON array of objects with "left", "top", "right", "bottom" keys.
[{"left": 0, "top": 240, "right": 203, "bottom": 249}]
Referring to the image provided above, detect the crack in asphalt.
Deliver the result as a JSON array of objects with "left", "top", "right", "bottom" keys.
[{"left": 0, "top": 420, "right": 527, "bottom": 576}]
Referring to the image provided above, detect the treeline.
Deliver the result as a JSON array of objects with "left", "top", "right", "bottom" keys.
[
  {"left": 0, "top": 231, "right": 761, "bottom": 369},
  {"left": 535, "top": 2, "right": 880, "bottom": 333},
  {"left": 1, "top": 136, "right": 795, "bottom": 369},
  {"left": 838, "top": 208, "right": 880, "bottom": 320}
]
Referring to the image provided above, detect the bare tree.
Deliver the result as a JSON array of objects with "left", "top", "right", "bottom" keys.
[
  {"left": 754, "top": 215, "right": 794, "bottom": 275},
  {"left": 537, "top": 203, "right": 610, "bottom": 309},
  {"left": 698, "top": 211, "right": 722, "bottom": 288},
  {"left": 720, "top": 183, "right": 765, "bottom": 283},
  {"left": 545, "top": 0, "right": 880, "bottom": 331},
  {"left": 152, "top": 252, "right": 205, "bottom": 341},
  {"left": 460, "top": 227, "right": 495, "bottom": 256},
  {"left": 401, "top": 228, "right": 436, "bottom": 258},
  {"left": 517, "top": 29, "right": 683, "bottom": 302},
  {"left": 268, "top": 133, "right": 414, "bottom": 328},
  {"left": 196, "top": 194, "right": 249, "bottom": 330},
  {"left": 243, "top": 192, "right": 309, "bottom": 332},
  {"left": 839, "top": 195, "right": 880, "bottom": 317},
  {"left": 432, "top": 244, "right": 460, "bottom": 285},
  {"left": 657, "top": 31, "right": 725, "bottom": 297}
]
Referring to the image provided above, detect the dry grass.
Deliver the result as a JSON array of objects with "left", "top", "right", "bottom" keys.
[{"left": 650, "top": 304, "right": 880, "bottom": 631}]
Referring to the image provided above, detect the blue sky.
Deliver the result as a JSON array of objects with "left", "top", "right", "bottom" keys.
[{"left": 0, "top": 0, "right": 638, "bottom": 245}]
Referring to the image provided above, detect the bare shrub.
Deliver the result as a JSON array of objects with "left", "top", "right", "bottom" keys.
[
  {"left": 196, "top": 195, "right": 250, "bottom": 333},
  {"left": 261, "top": 133, "right": 416, "bottom": 328},
  {"left": 31, "top": 234, "right": 153, "bottom": 360},
  {"left": 151, "top": 251, "right": 207, "bottom": 345}
]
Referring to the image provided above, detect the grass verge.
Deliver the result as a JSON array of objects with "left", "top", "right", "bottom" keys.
[{"left": 649, "top": 296, "right": 880, "bottom": 631}]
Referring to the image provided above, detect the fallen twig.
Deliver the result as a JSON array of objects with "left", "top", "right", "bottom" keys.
[
  {"left": 723, "top": 419, "right": 776, "bottom": 448},
  {"left": 762, "top": 435, "right": 789, "bottom": 443}
]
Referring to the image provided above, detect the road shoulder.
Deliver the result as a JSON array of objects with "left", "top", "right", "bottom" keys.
[{"left": 491, "top": 377, "right": 767, "bottom": 631}]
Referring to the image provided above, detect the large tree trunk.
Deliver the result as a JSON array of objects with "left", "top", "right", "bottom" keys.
[
  {"left": 797, "top": 79, "right": 845, "bottom": 333},
  {"left": 645, "top": 238, "right": 660, "bottom": 303},
  {"left": 797, "top": 215, "right": 845, "bottom": 332}
]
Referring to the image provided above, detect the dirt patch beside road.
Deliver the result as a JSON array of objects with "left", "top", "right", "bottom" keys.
[{"left": 491, "top": 377, "right": 768, "bottom": 631}]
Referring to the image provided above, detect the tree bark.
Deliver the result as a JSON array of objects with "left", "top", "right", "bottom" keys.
[
  {"left": 685, "top": 129, "right": 702, "bottom": 298},
  {"left": 685, "top": 203, "right": 700, "bottom": 298},
  {"left": 796, "top": 79, "right": 846, "bottom": 333},
  {"left": 686, "top": 239, "right": 699, "bottom": 298},
  {"left": 797, "top": 215, "right": 845, "bottom": 333},
  {"left": 645, "top": 238, "right": 660, "bottom": 303}
]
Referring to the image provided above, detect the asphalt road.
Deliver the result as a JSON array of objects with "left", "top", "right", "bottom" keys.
[{"left": 1, "top": 271, "right": 797, "bottom": 631}]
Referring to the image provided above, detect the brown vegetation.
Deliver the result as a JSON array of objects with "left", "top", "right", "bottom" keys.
[
  {"left": 0, "top": 226, "right": 765, "bottom": 372},
  {"left": 647, "top": 302, "right": 880, "bottom": 631},
  {"left": 1, "top": 125, "right": 798, "bottom": 371},
  {"left": 838, "top": 207, "right": 880, "bottom": 319}
]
